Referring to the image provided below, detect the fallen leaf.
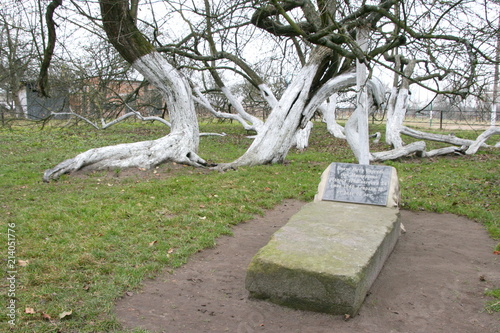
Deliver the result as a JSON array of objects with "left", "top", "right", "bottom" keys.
[
  {"left": 494, "top": 251, "right": 500, "bottom": 255},
  {"left": 25, "top": 307, "right": 36, "bottom": 314},
  {"left": 199, "top": 216, "right": 207, "bottom": 220},
  {"left": 199, "top": 204, "right": 205, "bottom": 208},
  {"left": 148, "top": 240, "right": 158, "bottom": 247},
  {"left": 41, "top": 312, "right": 51, "bottom": 320},
  {"left": 167, "top": 248, "right": 175, "bottom": 254},
  {"left": 59, "top": 310, "right": 72, "bottom": 319},
  {"left": 18, "top": 260, "right": 29, "bottom": 267}
]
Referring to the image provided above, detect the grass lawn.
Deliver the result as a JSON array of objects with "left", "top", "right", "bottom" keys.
[{"left": 1, "top": 121, "right": 498, "bottom": 332}]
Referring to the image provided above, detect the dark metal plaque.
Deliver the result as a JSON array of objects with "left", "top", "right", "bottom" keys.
[{"left": 322, "top": 163, "right": 392, "bottom": 206}]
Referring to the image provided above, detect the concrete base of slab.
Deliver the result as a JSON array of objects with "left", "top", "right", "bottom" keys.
[{"left": 245, "top": 201, "right": 400, "bottom": 316}]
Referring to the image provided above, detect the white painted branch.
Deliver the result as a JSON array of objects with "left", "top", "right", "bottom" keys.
[
  {"left": 301, "top": 72, "right": 357, "bottom": 123},
  {"left": 345, "top": 110, "right": 361, "bottom": 159},
  {"left": 354, "top": 26, "right": 370, "bottom": 165},
  {"left": 425, "top": 146, "right": 464, "bottom": 157},
  {"left": 385, "top": 87, "right": 398, "bottom": 138},
  {"left": 401, "top": 126, "right": 480, "bottom": 146},
  {"left": 385, "top": 87, "right": 408, "bottom": 148},
  {"left": 199, "top": 132, "right": 227, "bottom": 137},
  {"left": 220, "top": 86, "right": 264, "bottom": 130},
  {"left": 258, "top": 83, "right": 279, "bottom": 108},
  {"left": 100, "top": 108, "right": 171, "bottom": 129},
  {"left": 193, "top": 87, "right": 258, "bottom": 132},
  {"left": 368, "top": 76, "right": 386, "bottom": 107},
  {"left": 301, "top": 73, "right": 382, "bottom": 131},
  {"left": 52, "top": 108, "right": 171, "bottom": 130},
  {"left": 370, "top": 141, "right": 426, "bottom": 162},
  {"left": 465, "top": 127, "right": 500, "bottom": 155},
  {"left": 50, "top": 112, "right": 99, "bottom": 129},
  {"left": 371, "top": 132, "right": 381, "bottom": 143},
  {"left": 319, "top": 96, "right": 346, "bottom": 139},
  {"left": 385, "top": 59, "right": 416, "bottom": 149}
]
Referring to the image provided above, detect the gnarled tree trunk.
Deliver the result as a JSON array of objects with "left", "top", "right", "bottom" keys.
[
  {"left": 43, "top": 0, "right": 204, "bottom": 181},
  {"left": 320, "top": 95, "right": 346, "bottom": 139},
  {"left": 222, "top": 47, "right": 352, "bottom": 167},
  {"left": 346, "top": 27, "right": 370, "bottom": 164},
  {"left": 385, "top": 59, "right": 416, "bottom": 149}
]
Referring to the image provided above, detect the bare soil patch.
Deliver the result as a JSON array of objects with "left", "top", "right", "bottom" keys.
[{"left": 116, "top": 200, "right": 499, "bottom": 333}]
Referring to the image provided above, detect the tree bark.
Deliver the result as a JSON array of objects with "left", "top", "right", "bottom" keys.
[
  {"left": 385, "top": 59, "right": 416, "bottom": 148},
  {"left": 38, "top": 0, "right": 62, "bottom": 97},
  {"left": 320, "top": 95, "right": 346, "bottom": 139},
  {"left": 346, "top": 27, "right": 370, "bottom": 165},
  {"left": 292, "top": 121, "right": 314, "bottom": 150}
]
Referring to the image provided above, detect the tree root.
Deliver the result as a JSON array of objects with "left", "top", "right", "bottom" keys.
[{"left": 43, "top": 134, "right": 205, "bottom": 182}]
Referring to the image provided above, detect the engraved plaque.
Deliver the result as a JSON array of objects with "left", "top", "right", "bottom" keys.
[{"left": 322, "top": 163, "right": 393, "bottom": 206}]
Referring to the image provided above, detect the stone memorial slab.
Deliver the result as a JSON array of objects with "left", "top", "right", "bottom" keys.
[
  {"left": 245, "top": 163, "right": 402, "bottom": 316},
  {"left": 315, "top": 163, "right": 400, "bottom": 207},
  {"left": 245, "top": 201, "right": 401, "bottom": 316}
]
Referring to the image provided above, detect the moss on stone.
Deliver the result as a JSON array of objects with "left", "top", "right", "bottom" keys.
[{"left": 245, "top": 201, "right": 400, "bottom": 316}]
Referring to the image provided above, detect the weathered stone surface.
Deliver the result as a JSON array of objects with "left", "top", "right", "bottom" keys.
[
  {"left": 245, "top": 201, "right": 400, "bottom": 316},
  {"left": 315, "top": 163, "right": 400, "bottom": 207}
]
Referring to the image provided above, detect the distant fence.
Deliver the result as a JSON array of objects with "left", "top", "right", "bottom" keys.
[
  {"left": 403, "top": 110, "right": 493, "bottom": 130},
  {"left": 335, "top": 109, "right": 494, "bottom": 130}
]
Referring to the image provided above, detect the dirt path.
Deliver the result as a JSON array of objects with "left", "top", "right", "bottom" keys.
[{"left": 116, "top": 200, "right": 499, "bottom": 333}]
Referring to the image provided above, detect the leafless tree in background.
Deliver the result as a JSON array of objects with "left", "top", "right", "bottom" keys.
[{"left": 24, "top": 0, "right": 499, "bottom": 181}]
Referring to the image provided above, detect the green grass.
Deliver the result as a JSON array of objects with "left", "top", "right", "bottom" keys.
[
  {"left": 485, "top": 289, "right": 500, "bottom": 313},
  {"left": 0, "top": 121, "right": 498, "bottom": 332}
]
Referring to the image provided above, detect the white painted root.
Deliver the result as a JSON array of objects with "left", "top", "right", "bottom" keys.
[
  {"left": 371, "top": 141, "right": 426, "bottom": 162},
  {"left": 43, "top": 133, "right": 206, "bottom": 182},
  {"left": 465, "top": 127, "right": 500, "bottom": 155}
]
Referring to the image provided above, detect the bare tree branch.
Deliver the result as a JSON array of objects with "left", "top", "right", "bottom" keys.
[{"left": 37, "top": 0, "right": 62, "bottom": 97}]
